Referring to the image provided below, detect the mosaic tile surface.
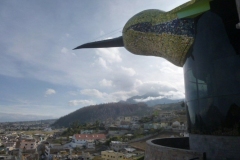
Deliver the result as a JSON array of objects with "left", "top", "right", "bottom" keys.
[{"left": 122, "top": 0, "right": 201, "bottom": 67}]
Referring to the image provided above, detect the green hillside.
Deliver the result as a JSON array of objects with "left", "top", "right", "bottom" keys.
[{"left": 52, "top": 102, "right": 152, "bottom": 127}]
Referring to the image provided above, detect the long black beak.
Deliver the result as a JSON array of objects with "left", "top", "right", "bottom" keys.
[{"left": 73, "top": 36, "right": 124, "bottom": 50}]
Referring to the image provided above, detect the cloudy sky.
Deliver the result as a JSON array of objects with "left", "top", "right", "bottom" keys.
[{"left": 0, "top": 0, "right": 189, "bottom": 121}]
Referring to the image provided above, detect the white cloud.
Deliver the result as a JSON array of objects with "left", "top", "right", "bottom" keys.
[
  {"left": 100, "top": 30, "right": 105, "bottom": 36},
  {"left": 134, "top": 90, "right": 184, "bottom": 102},
  {"left": 78, "top": 88, "right": 137, "bottom": 103},
  {"left": 61, "top": 47, "right": 68, "bottom": 54},
  {"left": 121, "top": 66, "right": 136, "bottom": 76},
  {"left": 134, "top": 96, "right": 165, "bottom": 102},
  {"left": 134, "top": 79, "right": 143, "bottom": 87},
  {"left": 110, "top": 90, "right": 138, "bottom": 101},
  {"left": 80, "top": 89, "right": 107, "bottom": 98},
  {"left": 158, "top": 61, "right": 183, "bottom": 75},
  {"left": 68, "top": 100, "right": 95, "bottom": 106},
  {"left": 135, "top": 81, "right": 177, "bottom": 94},
  {"left": 159, "top": 90, "right": 185, "bottom": 100},
  {"left": 68, "top": 91, "right": 78, "bottom": 96},
  {"left": 96, "top": 48, "right": 122, "bottom": 63},
  {"left": 98, "top": 57, "right": 108, "bottom": 69},
  {"left": 61, "top": 47, "right": 76, "bottom": 56},
  {"left": 99, "top": 79, "right": 113, "bottom": 87},
  {"left": 45, "top": 89, "right": 56, "bottom": 96}
]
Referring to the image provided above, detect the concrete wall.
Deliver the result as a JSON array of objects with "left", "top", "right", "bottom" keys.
[
  {"left": 129, "top": 133, "right": 158, "bottom": 143},
  {"left": 144, "top": 138, "right": 205, "bottom": 160},
  {"left": 190, "top": 134, "right": 240, "bottom": 160}
]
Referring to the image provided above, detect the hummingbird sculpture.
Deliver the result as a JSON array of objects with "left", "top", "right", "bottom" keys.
[{"left": 74, "top": 0, "right": 211, "bottom": 67}]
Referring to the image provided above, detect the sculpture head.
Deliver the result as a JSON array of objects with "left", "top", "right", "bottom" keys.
[{"left": 74, "top": 0, "right": 210, "bottom": 67}]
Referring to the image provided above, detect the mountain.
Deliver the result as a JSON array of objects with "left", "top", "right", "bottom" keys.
[
  {"left": 0, "top": 112, "right": 55, "bottom": 122},
  {"left": 123, "top": 93, "right": 183, "bottom": 107},
  {"left": 52, "top": 102, "right": 152, "bottom": 127},
  {"left": 153, "top": 101, "right": 184, "bottom": 111}
]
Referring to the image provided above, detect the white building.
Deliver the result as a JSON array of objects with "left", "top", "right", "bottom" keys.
[
  {"left": 71, "top": 134, "right": 106, "bottom": 148},
  {"left": 172, "top": 121, "right": 187, "bottom": 132},
  {"left": 20, "top": 139, "right": 37, "bottom": 150},
  {"left": 124, "top": 117, "right": 132, "bottom": 122},
  {"left": 117, "top": 116, "right": 124, "bottom": 121},
  {"left": 0, "top": 129, "right": 5, "bottom": 134},
  {"left": 119, "top": 121, "right": 131, "bottom": 129},
  {"left": 44, "top": 143, "right": 67, "bottom": 159},
  {"left": 101, "top": 150, "right": 136, "bottom": 160},
  {"left": 110, "top": 141, "right": 128, "bottom": 152},
  {"left": 131, "top": 116, "right": 140, "bottom": 122},
  {"left": 43, "top": 128, "right": 52, "bottom": 132}
]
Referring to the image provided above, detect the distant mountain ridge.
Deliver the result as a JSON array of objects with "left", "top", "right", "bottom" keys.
[
  {"left": 52, "top": 102, "right": 151, "bottom": 127},
  {"left": 0, "top": 112, "right": 55, "bottom": 122},
  {"left": 52, "top": 93, "right": 184, "bottom": 127}
]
